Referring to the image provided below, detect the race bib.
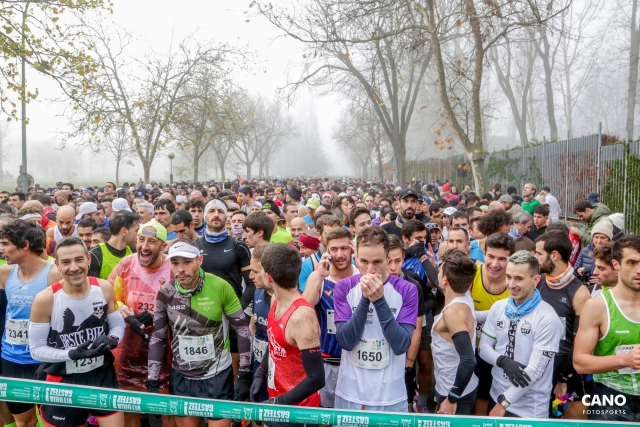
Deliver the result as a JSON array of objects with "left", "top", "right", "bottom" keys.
[
  {"left": 5, "top": 319, "right": 28, "bottom": 345},
  {"left": 327, "top": 309, "right": 336, "bottom": 334},
  {"left": 267, "top": 356, "right": 276, "bottom": 389},
  {"left": 66, "top": 356, "right": 104, "bottom": 374},
  {"left": 253, "top": 338, "right": 268, "bottom": 361},
  {"left": 179, "top": 335, "right": 215, "bottom": 363},
  {"left": 128, "top": 291, "right": 157, "bottom": 315},
  {"left": 616, "top": 345, "right": 640, "bottom": 374},
  {"left": 559, "top": 317, "right": 567, "bottom": 341},
  {"left": 351, "top": 338, "right": 390, "bottom": 370}
]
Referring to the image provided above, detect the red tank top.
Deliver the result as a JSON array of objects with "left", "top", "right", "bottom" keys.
[{"left": 267, "top": 298, "right": 320, "bottom": 407}]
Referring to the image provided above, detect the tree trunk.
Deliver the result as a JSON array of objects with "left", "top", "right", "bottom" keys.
[
  {"left": 143, "top": 163, "right": 150, "bottom": 183},
  {"left": 627, "top": 0, "right": 640, "bottom": 140},
  {"left": 469, "top": 151, "right": 488, "bottom": 193},
  {"left": 218, "top": 161, "right": 226, "bottom": 181},
  {"left": 395, "top": 140, "right": 406, "bottom": 185},
  {"left": 528, "top": 83, "right": 537, "bottom": 139},
  {"left": 536, "top": 28, "right": 558, "bottom": 140},
  {"left": 115, "top": 158, "right": 120, "bottom": 187},
  {"left": 193, "top": 145, "right": 200, "bottom": 182}
]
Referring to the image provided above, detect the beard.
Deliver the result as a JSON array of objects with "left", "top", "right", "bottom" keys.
[
  {"left": 539, "top": 256, "right": 555, "bottom": 275},
  {"left": 402, "top": 209, "right": 415, "bottom": 220}
]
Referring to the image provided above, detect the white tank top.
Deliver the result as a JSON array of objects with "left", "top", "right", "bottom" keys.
[
  {"left": 53, "top": 225, "right": 78, "bottom": 243},
  {"left": 431, "top": 291, "right": 479, "bottom": 397}
]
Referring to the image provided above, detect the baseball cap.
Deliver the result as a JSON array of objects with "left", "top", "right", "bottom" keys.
[
  {"left": 306, "top": 198, "right": 320, "bottom": 210},
  {"left": 138, "top": 221, "right": 167, "bottom": 242},
  {"left": 443, "top": 207, "right": 458, "bottom": 216},
  {"left": 426, "top": 222, "right": 442, "bottom": 230},
  {"left": 399, "top": 188, "right": 421, "bottom": 200},
  {"left": 322, "top": 192, "right": 332, "bottom": 200},
  {"left": 442, "top": 183, "right": 451, "bottom": 191},
  {"left": 112, "top": 198, "right": 132, "bottom": 213},
  {"left": 498, "top": 195, "right": 513, "bottom": 204},
  {"left": 75, "top": 202, "right": 97, "bottom": 220},
  {"left": 167, "top": 241, "right": 201, "bottom": 259},
  {"left": 262, "top": 200, "right": 282, "bottom": 217}
]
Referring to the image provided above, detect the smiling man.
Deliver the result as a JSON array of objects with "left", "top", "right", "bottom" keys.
[{"left": 382, "top": 189, "right": 420, "bottom": 238}]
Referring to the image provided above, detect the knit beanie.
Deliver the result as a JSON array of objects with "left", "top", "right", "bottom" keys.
[{"left": 591, "top": 219, "right": 613, "bottom": 240}]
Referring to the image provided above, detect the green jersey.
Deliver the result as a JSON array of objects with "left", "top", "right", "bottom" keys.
[{"left": 271, "top": 226, "right": 292, "bottom": 244}]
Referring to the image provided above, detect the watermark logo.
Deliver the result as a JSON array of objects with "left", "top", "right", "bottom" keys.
[
  {"left": 582, "top": 394, "right": 627, "bottom": 416},
  {"left": 552, "top": 393, "right": 573, "bottom": 416},
  {"left": 0, "top": 383, "right": 7, "bottom": 398},
  {"left": 31, "top": 386, "right": 41, "bottom": 401}
]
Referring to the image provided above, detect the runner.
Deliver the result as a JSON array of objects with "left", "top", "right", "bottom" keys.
[
  {"left": 46, "top": 206, "right": 78, "bottom": 256},
  {"left": 479, "top": 250, "right": 562, "bottom": 418},
  {"left": 76, "top": 217, "right": 97, "bottom": 250},
  {"left": 534, "top": 231, "right": 590, "bottom": 419},
  {"left": 147, "top": 239, "right": 252, "bottom": 427},
  {"left": 574, "top": 235, "right": 640, "bottom": 422},
  {"left": 348, "top": 208, "right": 372, "bottom": 242},
  {"left": 186, "top": 199, "right": 206, "bottom": 237},
  {"left": 521, "top": 183, "right": 541, "bottom": 215},
  {"left": 381, "top": 189, "right": 420, "bottom": 238},
  {"left": 298, "top": 215, "right": 341, "bottom": 291},
  {"left": 136, "top": 201, "right": 154, "bottom": 225},
  {"left": 230, "top": 211, "right": 247, "bottom": 241},
  {"left": 262, "top": 201, "right": 291, "bottom": 244},
  {"left": 29, "top": 236, "right": 126, "bottom": 427},
  {"left": 333, "top": 227, "right": 418, "bottom": 412},
  {"left": 249, "top": 243, "right": 271, "bottom": 404},
  {"left": 170, "top": 210, "right": 198, "bottom": 241},
  {"left": 154, "top": 199, "right": 178, "bottom": 241},
  {"left": 242, "top": 212, "right": 273, "bottom": 249},
  {"left": 432, "top": 250, "right": 478, "bottom": 415},
  {"left": 250, "top": 244, "right": 325, "bottom": 414},
  {"left": 589, "top": 243, "right": 618, "bottom": 297},
  {"left": 303, "top": 227, "right": 359, "bottom": 409},
  {"left": 0, "top": 220, "right": 61, "bottom": 427},
  {"left": 88, "top": 211, "right": 139, "bottom": 279},
  {"left": 288, "top": 217, "right": 307, "bottom": 251}
]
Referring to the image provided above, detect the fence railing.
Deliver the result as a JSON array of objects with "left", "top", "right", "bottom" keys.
[{"left": 407, "top": 130, "right": 640, "bottom": 234}]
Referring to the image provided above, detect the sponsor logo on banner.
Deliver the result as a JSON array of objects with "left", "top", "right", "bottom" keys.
[
  {"left": 258, "top": 408, "right": 290, "bottom": 423},
  {"left": 336, "top": 415, "right": 371, "bottom": 426},
  {"left": 417, "top": 420, "right": 451, "bottom": 427},
  {"left": 45, "top": 388, "right": 73, "bottom": 404},
  {"left": 99, "top": 394, "right": 109, "bottom": 408},
  {"left": 401, "top": 419, "right": 412, "bottom": 427},
  {"left": 31, "top": 386, "right": 42, "bottom": 401},
  {"left": 0, "top": 383, "right": 7, "bottom": 398},
  {"left": 169, "top": 400, "right": 179, "bottom": 415},
  {"left": 113, "top": 395, "right": 142, "bottom": 412},
  {"left": 184, "top": 402, "right": 214, "bottom": 417},
  {"left": 320, "top": 413, "right": 332, "bottom": 425},
  {"left": 243, "top": 408, "right": 253, "bottom": 420}
]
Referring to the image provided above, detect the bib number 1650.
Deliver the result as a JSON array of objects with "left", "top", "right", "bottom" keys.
[{"left": 356, "top": 350, "right": 382, "bottom": 362}]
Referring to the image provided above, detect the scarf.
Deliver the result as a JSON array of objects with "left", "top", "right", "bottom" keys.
[
  {"left": 523, "top": 195, "right": 535, "bottom": 203},
  {"left": 175, "top": 269, "right": 205, "bottom": 297},
  {"left": 395, "top": 215, "right": 406, "bottom": 229},
  {"left": 204, "top": 228, "right": 229, "bottom": 244},
  {"left": 545, "top": 264, "right": 575, "bottom": 288},
  {"left": 505, "top": 288, "right": 542, "bottom": 323}
]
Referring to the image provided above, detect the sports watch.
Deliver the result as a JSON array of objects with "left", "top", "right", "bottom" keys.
[
  {"left": 497, "top": 394, "right": 511, "bottom": 408},
  {"left": 447, "top": 392, "right": 461, "bottom": 404}
]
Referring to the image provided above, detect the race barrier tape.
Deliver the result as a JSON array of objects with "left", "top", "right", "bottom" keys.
[{"left": 0, "top": 377, "right": 605, "bottom": 427}]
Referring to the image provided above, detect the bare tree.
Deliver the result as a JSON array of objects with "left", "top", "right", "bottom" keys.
[{"left": 96, "top": 122, "right": 136, "bottom": 186}]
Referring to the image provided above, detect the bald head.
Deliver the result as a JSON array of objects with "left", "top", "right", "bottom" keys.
[
  {"left": 488, "top": 201, "right": 505, "bottom": 211},
  {"left": 290, "top": 217, "right": 307, "bottom": 229},
  {"left": 158, "top": 192, "right": 175, "bottom": 202},
  {"left": 56, "top": 205, "right": 76, "bottom": 236},
  {"left": 54, "top": 190, "right": 69, "bottom": 206}
]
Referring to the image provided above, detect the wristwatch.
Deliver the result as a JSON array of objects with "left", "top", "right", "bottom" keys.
[
  {"left": 497, "top": 394, "right": 511, "bottom": 408},
  {"left": 447, "top": 392, "right": 460, "bottom": 404},
  {"left": 268, "top": 397, "right": 277, "bottom": 404}
]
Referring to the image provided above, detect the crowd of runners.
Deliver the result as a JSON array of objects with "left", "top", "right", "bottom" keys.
[{"left": 0, "top": 178, "right": 636, "bottom": 427}]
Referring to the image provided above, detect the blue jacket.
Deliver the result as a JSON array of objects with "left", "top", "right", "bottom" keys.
[{"left": 575, "top": 242, "right": 595, "bottom": 277}]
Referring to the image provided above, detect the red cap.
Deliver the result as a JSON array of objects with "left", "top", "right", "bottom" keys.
[{"left": 442, "top": 183, "right": 451, "bottom": 191}]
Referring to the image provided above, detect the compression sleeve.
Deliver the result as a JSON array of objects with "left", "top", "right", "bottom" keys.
[
  {"left": 559, "top": 316, "right": 579, "bottom": 381},
  {"left": 0, "top": 289, "right": 6, "bottom": 342},
  {"left": 503, "top": 348, "right": 555, "bottom": 403},
  {"left": 29, "top": 322, "right": 72, "bottom": 362},
  {"left": 275, "top": 348, "right": 325, "bottom": 405},
  {"left": 228, "top": 308, "right": 252, "bottom": 371},
  {"left": 373, "top": 297, "right": 414, "bottom": 355},
  {"left": 147, "top": 291, "right": 169, "bottom": 381},
  {"left": 335, "top": 296, "right": 370, "bottom": 351},
  {"left": 106, "top": 310, "right": 125, "bottom": 342},
  {"left": 421, "top": 258, "right": 439, "bottom": 288},
  {"left": 87, "top": 247, "right": 103, "bottom": 278},
  {"left": 240, "top": 270, "right": 255, "bottom": 310},
  {"left": 450, "top": 331, "right": 477, "bottom": 397},
  {"left": 478, "top": 330, "right": 500, "bottom": 366}
]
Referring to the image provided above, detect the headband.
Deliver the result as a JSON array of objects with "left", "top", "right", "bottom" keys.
[
  {"left": 299, "top": 233, "right": 321, "bottom": 251},
  {"left": 205, "top": 199, "right": 228, "bottom": 216}
]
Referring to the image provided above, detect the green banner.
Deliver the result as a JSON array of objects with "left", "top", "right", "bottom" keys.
[{"left": 0, "top": 377, "right": 599, "bottom": 427}]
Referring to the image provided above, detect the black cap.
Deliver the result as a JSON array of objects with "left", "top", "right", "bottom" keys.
[{"left": 399, "top": 188, "right": 421, "bottom": 200}]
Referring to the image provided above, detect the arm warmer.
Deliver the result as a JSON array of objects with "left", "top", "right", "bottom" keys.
[
  {"left": 450, "top": 331, "right": 477, "bottom": 397},
  {"left": 29, "top": 322, "right": 72, "bottom": 362},
  {"left": 335, "top": 296, "right": 371, "bottom": 351},
  {"left": 276, "top": 347, "right": 325, "bottom": 405},
  {"left": 421, "top": 258, "right": 439, "bottom": 288},
  {"left": 240, "top": 270, "right": 255, "bottom": 310},
  {"left": 373, "top": 297, "right": 414, "bottom": 355},
  {"left": 0, "top": 289, "right": 6, "bottom": 343},
  {"left": 478, "top": 331, "right": 500, "bottom": 366},
  {"left": 106, "top": 310, "right": 125, "bottom": 343},
  {"left": 228, "top": 309, "right": 252, "bottom": 371},
  {"left": 503, "top": 348, "right": 555, "bottom": 403},
  {"left": 559, "top": 316, "right": 579, "bottom": 381}
]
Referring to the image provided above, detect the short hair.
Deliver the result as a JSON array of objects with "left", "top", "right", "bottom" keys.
[
  {"left": 428, "top": 202, "right": 442, "bottom": 216},
  {"left": 171, "top": 210, "right": 193, "bottom": 227},
  {"left": 401, "top": 219, "right": 427, "bottom": 240},
  {"left": 574, "top": 200, "right": 593, "bottom": 213},
  {"left": 105, "top": 182, "right": 116, "bottom": 189},
  {"left": 62, "top": 183, "right": 75, "bottom": 192},
  {"left": 388, "top": 235, "right": 404, "bottom": 253},
  {"left": 93, "top": 227, "right": 111, "bottom": 241},
  {"left": 546, "top": 222, "right": 569, "bottom": 234},
  {"left": 357, "top": 226, "right": 390, "bottom": 254},
  {"left": 243, "top": 211, "right": 274, "bottom": 241},
  {"left": 478, "top": 210, "right": 512, "bottom": 236},
  {"left": 535, "top": 231, "right": 572, "bottom": 263},
  {"left": 485, "top": 232, "right": 516, "bottom": 255},
  {"left": 612, "top": 235, "right": 640, "bottom": 263},
  {"left": 109, "top": 211, "right": 140, "bottom": 235},
  {"left": 348, "top": 207, "right": 371, "bottom": 227},
  {"left": 466, "top": 194, "right": 480, "bottom": 205},
  {"left": 0, "top": 220, "right": 45, "bottom": 254},
  {"left": 284, "top": 203, "right": 298, "bottom": 214},
  {"left": 33, "top": 193, "right": 53, "bottom": 206},
  {"left": 261, "top": 244, "right": 302, "bottom": 289},
  {"left": 99, "top": 197, "right": 114, "bottom": 204},
  {"left": 481, "top": 192, "right": 493, "bottom": 201},
  {"left": 511, "top": 210, "right": 532, "bottom": 224},
  {"left": 467, "top": 206, "right": 482, "bottom": 217},
  {"left": 533, "top": 205, "right": 550, "bottom": 217},
  {"left": 592, "top": 243, "right": 614, "bottom": 268},
  {"left": 154, "top": 198, "right": 176, "bottom": 214},
  {"left": 55, "top": 236, "right": 88, "bottom": 257},
  {"left": 508, "top": 250, "right": 540, "bottom": 276},
  {"left": 77, "top": 217, "right": 97, "bottom": 230},
  {"left": 239, "top": 187, "right": 252, "bottom": 197},
  {"left": 451, "top": 210, "right": 469, "bottom": 223},
  {"left": 514, "top": 236, "right": 535, "bottom": 253},
  {"left": 252, "top": 242, "right": 269, "bottom": 262},
  {"left": 330, "top": 185, "right": 342, "bottom": 193},
  {"left": 324, "top": 227, "right": 352, "bottom": 248},
  {"left": 186, "top": 199, "right": 205, "bottom": 211},
  {"left": 525, "top": 183, "right": 537, "bottom": 194},
  {"left": 10, "top": 192, "right": 25, "bottom": 201},
  {"left": 316, "top": 214, "right": 341, "bottom": 236},
  {"left": 138, "top": 201, "right": 154, "bottom": 215},
  {"left": 448, "top": 226, "right": 470, "bottom": 242},
  {"left": 17, "top": 206, "right": 42, "bottom": 217},
  {"left": 441, "top": 249, "right": 477, "bottom": 293},
  {"left": 469, "top": 216, "right": 482, "bottom": 231},
  {"left": 231, "top": 210, "right": 247, "bottom": 219}
]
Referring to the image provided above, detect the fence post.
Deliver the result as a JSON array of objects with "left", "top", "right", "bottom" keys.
[
  {"left": 596, "top": 122, "right": 602, "bottom": 194},
  {"left": 521, "top": 141, "right": 525, "bottom": 192},
  {"left": 564, "top": 133, "right": 569, "bottom": 221},
  {"left": 541, "top": 136, "right": 546, "bottom": 184},
  {"left": 623, "top": 142, "right": 629, "bottom": 231}
]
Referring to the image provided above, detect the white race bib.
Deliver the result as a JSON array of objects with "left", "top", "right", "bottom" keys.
[
  {"left": 179, "top": 335, "right": 215, "bottom": 363},
  {"left": 351, "top": 338, "right": 390, "bottom": 369},
  {"left": 66, "top": 356, "right": 104, "bottom": 374},
  {"left": 267, "top": 355, "right": 276, "bottom": 389},
  {"left": 616, "top": 345, "right": 640, "bottom": 374},
  {"left": 253, "top": 338, "right": 268, "bottom": 361},
  {"left": 5, "top": 319, "right": 28, "bottom": 345},
  {"left": 327, "top": 309, "right": 336, "bottom": 334}
]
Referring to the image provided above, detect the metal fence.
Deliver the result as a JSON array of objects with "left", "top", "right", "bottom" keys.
[{"left": 407, "top": 129, "right": 640, "bottom": 234}]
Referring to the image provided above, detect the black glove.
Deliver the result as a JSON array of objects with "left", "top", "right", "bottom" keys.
[
  {"left": 93, "top": 335, "right": 119, "bottom": 350},
  {"left": 235, "top": 370, "right": 253, "bottom": 401},
  {"left": 137, "top": 311, "right": 153, "bottom": 327},
  {"left": 405, "top": 366, "right": 416, "bottom": 401},
  {"left": 125, "top": 315, "right": 150, "bottom": 341},
  {"left": 406, "top": 244, "right": 426, "bottom": 259},
  {"left": 68, "top": 340, "right": 107, "bottom": 360},
  {"left": 250, "top": 367, "right": 267, "bottom": 402},
  {"left": 145, "top": 379, "right": 161, "bottom": 393},
  {"left": 497, "top": 355, "right": 531, "bottom": 388}
]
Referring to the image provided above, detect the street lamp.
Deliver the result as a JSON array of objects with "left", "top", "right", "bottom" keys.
[{"left": 168, "top": 152, "right": 175, "bottom": 185}]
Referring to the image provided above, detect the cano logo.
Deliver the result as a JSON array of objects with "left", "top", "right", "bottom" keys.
[{"left": 552, "top": 393, "right": 574, "bottom": 416}]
